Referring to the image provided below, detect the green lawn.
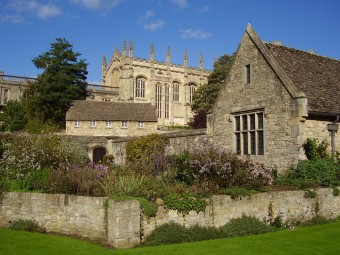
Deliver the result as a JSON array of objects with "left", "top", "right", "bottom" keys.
[{"left": 1, "top": 222, "right": 340, "bottom": 255}]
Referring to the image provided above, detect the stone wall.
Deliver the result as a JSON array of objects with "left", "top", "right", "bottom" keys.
[
  {"left": 1, "top": 188, "right": 339, "bottom": 247},
  {"left": 141, "top": 187, "right": 340, "bottom": 237},
  {"left": 0, "top": 193, "right": 140, "bottom": 248},
  {"left": 108, "top": 129, "right": 210, "bottom": 165}
]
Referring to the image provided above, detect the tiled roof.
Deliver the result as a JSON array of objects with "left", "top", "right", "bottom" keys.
[
  {"left": 66, "top": 101, "right": 158, "bottom": 122},
  {"left": 265, "top": 43, "right": 340, "bottom": 115}
]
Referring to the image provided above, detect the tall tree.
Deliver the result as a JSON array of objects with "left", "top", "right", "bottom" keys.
[
  {"left": 191, "top": 53, "right": 234, "bottom": 113},
  {"left": 30, "top": 38, "right": 88, "bottom": 126}
]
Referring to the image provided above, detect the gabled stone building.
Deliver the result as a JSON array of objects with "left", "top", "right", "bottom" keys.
[
  {"left": 91, "top": 41, "right": 211, "bottom": 126},
  {"left": 208, "top": 24, "right": 340, "bottom": 172},
  {"left": 66, "top": 101, "right": 157, "bottom": 137}
]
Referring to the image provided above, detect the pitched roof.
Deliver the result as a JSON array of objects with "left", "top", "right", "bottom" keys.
[
  {"left": 245, "top": 24, "right": 340, "bottom": 116},
  {"left": 265, "top": 43, "right": 340, "bottom": 115},
  {"left": 66, "top": 101, "right": 158, "bottom": 122}
]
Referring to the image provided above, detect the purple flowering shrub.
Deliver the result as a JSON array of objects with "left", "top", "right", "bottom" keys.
[
  {"left": 48, "top": 162, "right": 109, "bottom": 196},
  {"left": 173, "top": 145, "right": 273, "bottom": 191}
]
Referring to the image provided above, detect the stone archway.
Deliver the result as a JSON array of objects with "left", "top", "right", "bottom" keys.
[{"left": 93, "top": 147, "right": 106, "bottom": 163}]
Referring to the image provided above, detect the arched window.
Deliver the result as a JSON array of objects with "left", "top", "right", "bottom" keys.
[
  {"left": 189, "top": 84, "right": 196, "bottom": 103},
  {"left": 155, "top": 83, "right": 162, "bottom": 118},
  {"left": 164, "top": 83, "right": 169, "bottom": 119},
  {"left": 173, "top": 82, "right": 180, "bottom": 102},
  {"left": 135, "top": 77, "right": 146, "bottom": 98},
  {"left": 93, "top": 147, "right": 106, "bottom": 163}
]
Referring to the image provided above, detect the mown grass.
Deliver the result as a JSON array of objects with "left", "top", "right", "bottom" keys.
[{"left": 1, "top": 222, "right": 340, "bottom": 255}]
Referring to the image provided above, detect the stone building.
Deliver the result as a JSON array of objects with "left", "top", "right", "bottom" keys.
[
  {"left": 0, "top": 72, "right": 34, "bottom": 109},
  {"left": 92, "top": 41, "right": 211, "bottom": 126},
  {"left": 207, "top": 24, "right": 340, "bottom": 172},
  {"left": 66, "top": 100, "right": 158, "bottom": 137}
]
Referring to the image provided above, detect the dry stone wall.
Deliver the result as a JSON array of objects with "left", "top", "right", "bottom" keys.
[{"left": 1, "top": 188, "right": 339, "bottom": 247}]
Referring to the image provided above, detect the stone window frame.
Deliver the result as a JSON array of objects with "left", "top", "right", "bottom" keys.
[
  {"left": 135, "top": 77, "right": 146, "bottom": 98},
  {"left": 121, "top": 120, "right": 128, "bottom": 128},
  {"left": 189, "top": 83, "right": 196, "bottom": 103},
  {"left": 245, "top": 64, "right": 251, "bottom": 84},
  {"left": 164, "top": 83, "right": 170, "bottom": 119},
  {"left": 90, "top": 120, "right": 96, "bottom": 128},
  {"left": 106, "top": 121, "right": 112, "bottom": 128},
  {"left": 234, "top": 110, "right": 264, "bottom": 156},
  {"left": 155, "top": 83, "right": 162, "bottom": 118},
  {"left": 74, "top": 120, "right": 80, "bottom": 128},
  {"left": 173, "top": 82, "right": 180, "bottom": 102},
  {"left": 138, "top": 121, "right": 144, "bottom": 128}
]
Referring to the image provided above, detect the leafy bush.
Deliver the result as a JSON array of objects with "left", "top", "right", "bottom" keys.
[
  {"left": 48, "top": 162, "right": 106, "bottom": 196},
  {"left": 142, "top": 215, "right": 277, "bottom": 247},
  {"left": 288, "top": 159, "right": 339, "bottom": 186},
  {"left": 303, "top": 138, "right": 330, "bottom": 160},
  {"left": 0, "top": 100, "right": 27, "bottom": 132},
  {"left": 300, "top": 215, "right": 333, "bottom": 227},
  {"left": 125, "top": 134, "right": 169, "bottom": 175},
  {"left": 9, "top": 219, "right": 45, "bottom": 233},
  {"left": 304, "top": 189, "right": 317, "bottom": 199},
  {"left": 163, "top": 193, "right": 207, "bottom": 214},
  {"left": 172, "top": 145, "right": 273, "bottom": 191},
  {"left": 110, "top": 195, "right": 158, "bottom": 217}
]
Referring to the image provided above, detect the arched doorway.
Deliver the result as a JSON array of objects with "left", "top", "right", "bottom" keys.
[{"left": 93, "top": 147, "right": 106, "bottom": 163}]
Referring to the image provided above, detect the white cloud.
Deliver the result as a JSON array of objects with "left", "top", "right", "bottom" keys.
[
  {"left": 172, "top": 0, "right": 188, "bottom": 9},
  {"left": 180, "top": 28, "right": 211, "bottom": 39},
  {"left": 35, "top": 4, "right": 61, "bottom": 20},
  {"left": 2, "top": 0, "right": 61, "bottom": 21},
  {"left": 0, "top": 14, "right": 23, "bottom": 24},
  {"left": 143, "top": 20, "right": 165, "bottom": 31},
  {"left": 198, "top": 5, "right": 209, "bottom": 12},
  {"left": 140, "top": 10, "right": 165, "bottom": 31},
  {"left": 71, "top": 0, "right": 123, "bottom": 10}
]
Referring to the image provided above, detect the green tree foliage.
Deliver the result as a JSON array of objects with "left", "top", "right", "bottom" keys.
[
  {"left": 0, "top": 100, "right": 27, "bottom": 131},
  {"left": 29, "top": 38, "right": 88, "bottom": 127},
  {"left": 191, "top": 54, "right": 234, "bottom": 113}
]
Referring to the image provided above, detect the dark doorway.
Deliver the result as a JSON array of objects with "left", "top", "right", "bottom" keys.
[{"left": 93, "top": 147, "right": 106, "bottom": 163}]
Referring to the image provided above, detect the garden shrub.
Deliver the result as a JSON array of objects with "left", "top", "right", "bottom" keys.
[
  {"left": 172, "top": 145, "right": 273, "bottom": 191},
  {"left": 218, "top": 187, "right": 257, "bottom": 199},
  {"left": 299, "top": 215, "right": 333, "bottom": 227},
  {"left": 48, "top": 162, "right": 106, "bottom": 196},
  {"left": 219, "top": 215, "right": 277, "bottom": 237},
  {"left": 288, "top": 159, "right": 339, "bottom": 186},
  {"left": 110, "top": 195, "right": 158, "bottom": 217},
  {"left": 125, "top": 134, "right": 169, "bottom": 175},
  {"left": 9, "top": 219, "right": 46, "bottom": 233},
  {"left": 303, "top": 138, "right": 330, "bottom": 160},
  {"left": 163, "top": 193, "right": 207, "bottom": 214},
  {"left": 142, "top": 215, "right": 277, "bottom": 247}
]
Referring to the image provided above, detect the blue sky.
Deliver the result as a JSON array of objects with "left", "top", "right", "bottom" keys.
[{"left": 0, "top": 0, "right": 339, "bottom": 84}]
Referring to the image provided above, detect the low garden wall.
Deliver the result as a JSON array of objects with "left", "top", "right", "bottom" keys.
[{"left": 1, "top": 187, "right": 339, "bottom": 248}]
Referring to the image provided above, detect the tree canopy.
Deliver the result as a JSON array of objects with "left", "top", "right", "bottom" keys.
[
  {"left": 29, "top": 38, "right": 88, "bottom": 126},
  {"left": 189, "top": 53, "right": 234, "bottom": 128},
  {"left": 191, "top": 53, "right": 234, "bottom": 113}
]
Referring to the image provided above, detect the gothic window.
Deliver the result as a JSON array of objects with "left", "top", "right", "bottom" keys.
[
  {"left": 164, "top": 83, "right": 169, "bottom": 119},
  {"left": 135, "top": 77, "right": 146, "bottom": 98},
  {"left": 234, "top": 111, "right": 264, "bottom": 155},
  {"left": 189, "top": 84, "right": 196, "bottom": 103},
  {"left": 173, "top": 82, "right": 180, "bottom": 102},
  {"left": 155, "top": 83, "right": 162, "bottom": 118}
]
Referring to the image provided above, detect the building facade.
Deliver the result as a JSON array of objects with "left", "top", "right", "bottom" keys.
[
  {"left": 208, "top": 24, "right": 340, "bottom": 172},
  {"left": 90, "top": 42, "right": 211, "bottom": 126},
  {"left": 66, "top": 101, "right": 158, "bottom": 137}
]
